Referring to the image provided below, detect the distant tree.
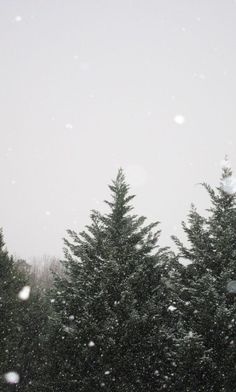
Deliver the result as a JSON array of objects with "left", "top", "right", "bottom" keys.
[
  {"left": 172, "top": 160, "right": 236, "bottom": 391},
  {"left": 51, "top": 169, "right": 179, "bottom": 392},
  {"left": 30, "top": 255, "right": 62, "bottom": 290}
]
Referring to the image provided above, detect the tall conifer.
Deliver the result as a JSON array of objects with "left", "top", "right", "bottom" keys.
[
  {"left": 52, "top": 170, "right": 178, "bottom": 391},
  {"left": 172, "top": 160, "right": 236, "bottom": 391}
]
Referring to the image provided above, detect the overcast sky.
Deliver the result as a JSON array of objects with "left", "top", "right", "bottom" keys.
[{"left": 1, "top": 0, "right": 236, "bottom": 260}]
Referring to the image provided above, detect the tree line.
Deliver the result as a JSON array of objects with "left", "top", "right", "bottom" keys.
[{"left": 1, "top": 164, "right": 236, "bottom": 391}]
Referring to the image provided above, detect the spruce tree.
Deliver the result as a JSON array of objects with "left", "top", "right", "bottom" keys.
[
  {"left": 15, "top": 287, "right": 52, "bottom": 392},
  {"left": 0, "top": 231, "right": 51, "bottom": 391},
  {"left": 51, "top": 169, "right": 179, "bottom": 392},
  {"left": 0, "top": 230, "right": 26, "bottom": 391},
  {"left": 172, "top": 160, "right": 236, "bottom": 391}
]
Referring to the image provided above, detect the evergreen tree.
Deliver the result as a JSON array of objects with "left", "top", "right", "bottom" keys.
[
  {"left": 0, "top": 230, "right": 26, "bottom": 391},
  {"left": 0, "top": 230, "right": 51, "bottom": 392},
  {"left": 172, "top": 160, "right": 236, "bottom": 391},
  {"left": 51, "top": 169, "right": 179, "bottom": 392},
  {"left": 15, "top": 287, "right": 53, "bottom": 392}
]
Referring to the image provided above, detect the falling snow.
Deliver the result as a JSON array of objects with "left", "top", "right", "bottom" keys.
[
  {"left": 174, "top": 115, "right": 185, "bottom": 125},
  {"left": 18, "top": 286, "right": 31, "bottom": 301},
  {"left": 14, "top": 16, "right": 22, "bottom": 22},
  {"left": 65, "top": 123, "right": 73, "bottom": 129},
  {"left": 4, "top": 372, "right": 20, "bottom": 384},
  {"left": 168, "top": 305, "right": 177, "bottom": 312}
]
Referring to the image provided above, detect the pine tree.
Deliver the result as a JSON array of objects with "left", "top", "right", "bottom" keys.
[
  {"left": 0, "top": 230, "right": 26, "bottom": 391},
  {"left": 172, "top": 160, "right": 236, "bottom": 391},
  {"left": 15, "top": 287, "right": 53, "bottom": 392},
  {"left": 0, "top": 231, "right": 51, "bottom": 391},
  {"left": 51, "top": 169, "right": 179, "bottom": 392}
]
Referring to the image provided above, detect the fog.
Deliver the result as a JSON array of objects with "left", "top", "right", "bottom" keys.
[{"left": 1, "top": 0, "right": 236, "bottom": 258}]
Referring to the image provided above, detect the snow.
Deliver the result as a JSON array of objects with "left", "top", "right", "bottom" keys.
[
  {"left": 14, "top": 16, "right": 22, "bottom": 22},
  {"left": 221, "top": 158, "right": 231, "bottom": 171},
  {"left": 226, "top": 281, "right": 236, "bottom": 293},
  {"left": 174, "top": 114, "right": 185, "bottom": 125},
  {"left": 4, "top": 372, "right": 20, "bottom": 384},
  {"left": 104, "top": 371, "right": 110, "bottom": 375},
  {"left": 221, "top": 175, "right": 236, "bottom": 194},
  {"left": 18, "top": 285, "right": 31, "bottom": 301},
  {"left": 88, "top": 340, "right": 95, "bottom": 347},
  {"left": 63, "top": 326, "right": 75, "bottom": 334},
  {"left": 135, "top": 243, "right": 142, "bottom": 250},
  {"left": 168, "top": 305, "right": 177, "bottom": 312},
  {"left": 65, "top": 123, "right": 73, "bottom": 129},
  {"left": 69, "top": 315, "right": 75, "bottom": 320}
]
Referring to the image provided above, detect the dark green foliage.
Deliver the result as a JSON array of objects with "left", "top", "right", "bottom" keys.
[
  {"left": 0, "top": 230, "right": 51, "bottom": 391},
  {"left": 51, "top": 169, "right": 178, "bottom": 391},
  {"left": 3, "top": 164, "right": 236, "bottom": 391},
  {"left": 14, "top": 290, "right": 53, "bottom": 392},
  {"left": 0, "top": 230, "right": 27, "bottom": 391},
  {"left": 172, "top": 164, "right": 236, "bottom": 391}
]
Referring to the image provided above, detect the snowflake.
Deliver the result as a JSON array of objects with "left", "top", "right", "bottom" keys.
[
  {"left": 14, "top": 16, "right": 22, "bottom": 22},
  {"left": 65, "top": 123, "right": 73, "bottom": 129},
  {"left": 174, "top": 114, "right": 185, "bottom": 125},
  {"left": 4, "top": 372, "right": 20, "bottom": 384},
  {"left": 168, "top": 305, "right": 177, "bottom": 312},
  {"left": 18, "top": 286, "right": 31, "bottom": 301}
]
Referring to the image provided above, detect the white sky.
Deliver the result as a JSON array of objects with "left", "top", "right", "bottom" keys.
[{"left": 1, "top": 0, "right": 236, "bottom": 259}]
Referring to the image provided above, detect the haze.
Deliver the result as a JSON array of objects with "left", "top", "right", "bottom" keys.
[{"left": 1, "top": 0, "right": 236, "bottom": 260}]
